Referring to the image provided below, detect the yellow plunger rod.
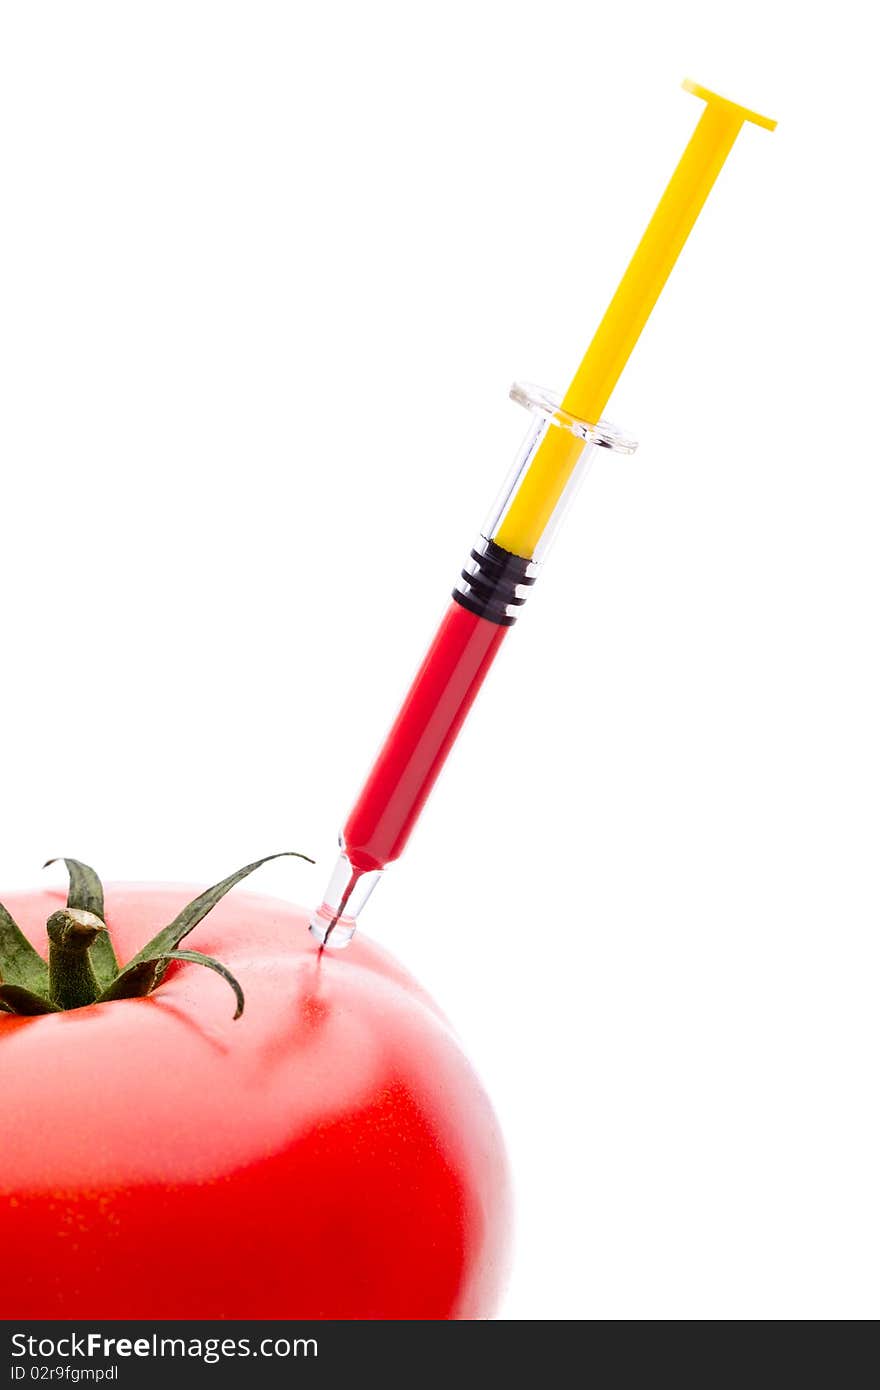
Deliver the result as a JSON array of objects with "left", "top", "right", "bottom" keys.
[{"left": 495, "top": 80, "right": 776, "bottom": 560}]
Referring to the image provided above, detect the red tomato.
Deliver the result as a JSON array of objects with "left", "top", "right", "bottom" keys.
[{"left": 0, "top": 884, "right": 511, "bottom": 1319}]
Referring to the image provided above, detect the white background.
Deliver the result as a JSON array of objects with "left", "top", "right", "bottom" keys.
[{"left": 1, "top": 2, "right": 877, "bottom": 1320}]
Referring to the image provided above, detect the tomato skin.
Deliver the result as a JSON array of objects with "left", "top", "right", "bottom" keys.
[{"left": 0, "top": 885, "right": 511, "bottom": 1320}]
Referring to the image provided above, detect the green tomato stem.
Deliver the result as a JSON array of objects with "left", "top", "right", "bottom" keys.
[{"left": 46, "top": 909, "right": 106, "bottom": 1010}]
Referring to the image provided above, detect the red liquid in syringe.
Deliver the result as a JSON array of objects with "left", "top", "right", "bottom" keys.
[{"left": 343, "top": 600, "right": 508, "bottom": 873}]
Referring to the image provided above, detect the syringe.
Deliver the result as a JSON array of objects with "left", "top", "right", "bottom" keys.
[{"left": 310, "top": 80, "right": 775, "bottom": 947}]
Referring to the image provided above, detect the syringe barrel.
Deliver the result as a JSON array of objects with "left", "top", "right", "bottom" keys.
[{"left": 310, "top": 385, "right": 634, "bottom": 946}]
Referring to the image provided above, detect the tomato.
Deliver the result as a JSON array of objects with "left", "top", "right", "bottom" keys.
[{"left": 0, "top": 876, "right": 511, "bottom": 1320}]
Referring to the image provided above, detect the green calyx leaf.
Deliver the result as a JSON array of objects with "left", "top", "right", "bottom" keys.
[
  {"left": 97, "top": 957, "right": 162, "bottom": 1002},
  {"left": 0, "top": 851, "right": 312, "bottom": 1020},
  {"left": 164, "top": 951, "right": 245, "bottom": 1019},
  {"left": 0, "top": 983, "right": 60, "bottom": 1015},
  {"left": 125, "top": 851, "right": 313, "bottom": 967},
  {"left": 0, "top": 902, "right": 50, "bottom": 994},
  {"left": 99, "top": 949, "right": 245, "bottom": 1019}
]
